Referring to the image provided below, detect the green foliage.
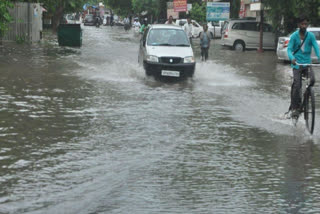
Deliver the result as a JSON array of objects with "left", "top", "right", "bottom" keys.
[
  {"left": 132, "top": 0, "right": 160, "bottom": 17},
  {"left": 16, "top": 35, "right": 26, "bottom": 44},
  {"left": 264, "top": 0, "right": 320, "bottom": 34},
  {"left": 189, "top": 2, "right": 206, "bottom": 24},
  {"left": 0, "top": 0, "right": 13, "bottom": 38}
]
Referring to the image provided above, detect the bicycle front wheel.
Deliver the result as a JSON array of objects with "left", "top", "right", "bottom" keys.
[{"left": 304, "top": 87, "right": 315, "bottom": 134}]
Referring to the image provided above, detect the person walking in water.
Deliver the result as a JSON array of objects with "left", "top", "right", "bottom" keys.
[{"left": 199, "top": 24, "right": 211, "bottom": 61}]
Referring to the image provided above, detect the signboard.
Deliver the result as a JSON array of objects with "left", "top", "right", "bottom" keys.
[
  {"left": 167, "top": 9, "right": 179, "bottom": 19},
  {"left": 167, "top": 2, "right": 174, "bottom": 9},
  {"left": 173, "top": 0, "right": 187, "bottom": 12},
  {"left": 239, "top": 0, "right": 246, "bottom": 18},
  {"left": 250, "top": 3, "right": 262, "bottom": 11},
  {"left": 187, "top": 3, "right": 192, "bottom": 11},
  {"left": 206, "top": 2, "right": 230, "bottom": 21}
]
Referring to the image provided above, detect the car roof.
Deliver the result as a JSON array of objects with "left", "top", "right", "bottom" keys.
[
  {"left": 308, "top": 27, "right": 320, "bottom": 31},
  {"left": 150, "top": 24, "right": 182, "bottom": 30},
  {"left": 227, "top": 19, "right": 257, "bottom": 23}
]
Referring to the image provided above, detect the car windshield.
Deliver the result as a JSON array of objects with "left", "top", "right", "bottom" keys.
[
  {"left": 147, "top": 29, "right": 190, "bottom": 46},
  {"left": 85, "top": 15, "right": 93, "bottom": 21}
]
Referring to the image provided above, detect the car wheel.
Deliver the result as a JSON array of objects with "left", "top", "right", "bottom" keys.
[{"left": 233, "top": 41, "right": 245, "bottom": 52}]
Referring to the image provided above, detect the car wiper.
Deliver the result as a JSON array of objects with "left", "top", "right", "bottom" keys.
[
  {"left": 175, "top": 44, "right": 190, "bottom": 47},
  {"left": 156, "top": 43, "right": 174, "bottom": 46}
]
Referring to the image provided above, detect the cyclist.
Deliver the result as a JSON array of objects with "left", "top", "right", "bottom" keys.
[{"left": 287, "top": 15, "right": 320, "bottom": 118}]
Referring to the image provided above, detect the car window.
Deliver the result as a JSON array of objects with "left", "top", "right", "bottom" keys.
[
  {"left": 147, "top": 29, "right": 189, "bottom": 46},
  {"left": 192, "top": 21, "right": 199, "bottom": 27},
  {"left": 232, "top": 22, "right": 258, "bottom": 31},
  {"left": 244, "top": 22, "right": 258, "bottom": 31},
  {"left": 178, "top": 21, "right": 186, "bottom": 26},
  {"left": 258, "top": 23, "right": 273, "bottom": 32},
  {"left": 223, "top": 21, "right": 229, "bottom": 31}
]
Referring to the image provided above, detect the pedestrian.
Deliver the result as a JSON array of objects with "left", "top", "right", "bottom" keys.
[
  {"left": 110, "top": 13, "right": 114, "bottom": 27},
  {"left": 124, "top": 16, "right": 130, "bottom": 31},
  {"left": 287, "top": 14, "right": 320, "bottom": 118},
  {"left": 139, "top": 20, "right": 147, "bottom": 35},
  {"left": 199, "top": 24, "right": 211, "bottom": 61},
  {"left": 183, "top": 17, "right": 193, "bottom": 45},
  {"left": 165, "top": 16, "right": 175, "bottom": 25}
]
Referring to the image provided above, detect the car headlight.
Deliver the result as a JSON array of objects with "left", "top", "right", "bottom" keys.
[
  {"left": 184, "top": 56, "right": 195, "bottom": 63},
  {"left": 146, "top": 55, "right": 159, "bottom": 62}
]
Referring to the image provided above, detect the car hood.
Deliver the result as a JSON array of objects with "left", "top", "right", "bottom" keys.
[{"left": 146, "top": 46, "right": 194, "bottom": 58}]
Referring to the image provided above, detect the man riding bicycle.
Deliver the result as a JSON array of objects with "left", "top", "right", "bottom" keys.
[{"left": 287, "top": 15, "right": 320, "bottom": 118}]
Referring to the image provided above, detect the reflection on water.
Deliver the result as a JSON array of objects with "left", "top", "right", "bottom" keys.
[{"left": 1, "top": 26, "right": 320, "bottom": 214}]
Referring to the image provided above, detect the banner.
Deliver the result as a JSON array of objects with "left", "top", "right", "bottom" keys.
[
  {"left": 173, "top": 0, "right": 187, "bottom": 12},
  {"left": 206, "top": 2, "right": 230, "bottom": 21},
  {"left": 167, "top": 9, "right": 179, "bottom": 19}
]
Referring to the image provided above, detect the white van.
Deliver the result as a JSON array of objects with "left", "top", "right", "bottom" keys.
[
  {"left": 138, "top": 24, "right": 195, "bottom": 78},
  {"left": 221, "top": 19, "right": 276, "bottom": 51}
]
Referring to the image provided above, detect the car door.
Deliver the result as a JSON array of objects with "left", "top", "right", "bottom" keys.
[
  {"left": 243, "top": 22, "right": 259, "bottom": 48},
  {"left": 262, "top": 23, "right": 275, "bottom": 49}
]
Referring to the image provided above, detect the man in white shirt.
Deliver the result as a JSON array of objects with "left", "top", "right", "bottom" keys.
[
  {"left": 165, "top": 16, "right": 175, "bottom": 24},
  {"left": 183, "top": 17, "right": 193, "bottom": 45}
]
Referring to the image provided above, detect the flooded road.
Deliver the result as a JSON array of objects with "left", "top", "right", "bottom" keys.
[{"left": 1, "top": 25, "right": 320, "bottom": 214}]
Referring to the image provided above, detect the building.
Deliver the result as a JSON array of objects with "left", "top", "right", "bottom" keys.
[{"left": 4, "top": 2, "right": 43, "bottom": 42}]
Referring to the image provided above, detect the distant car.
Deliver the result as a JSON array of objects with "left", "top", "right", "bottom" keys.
[
  {"left": 138, "top": 24, "right": 196, "bottom": 78},
  {"left": 84, "top": 14, "right": 95, "bottom": 26},
  {"left": 277, "top": 27, "right": 320, "bottom": 62},
  {"left": 207, "top": 21, "right": 225, "bottom": 38},
  {"left": 84, "top": 14, "right": 102, "bottom": 26},
  {"left": 60, "top": 14, "right": 80, "bottom": 24},
  {"left": 221, "top": 19, "right": 276, "bottom": 51},
  {"left": 176, "top": 19, "right": 204, "bottom": 38}
]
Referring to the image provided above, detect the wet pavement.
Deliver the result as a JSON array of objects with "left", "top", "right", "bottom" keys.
[{"left": 1, "top": 25, "right": 320, "bottom": 214}]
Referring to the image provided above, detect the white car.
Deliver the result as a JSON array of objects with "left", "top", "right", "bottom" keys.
[
  {"left": 138, "top": 24, "right": 196, "bottom": 78},
  {"left": 208, "top": 21, "right": 225, "bottom": 38},
  {"left": 221, "top": 19, "right": 276, "bottom": 51},
  {"left": 175, "top": 19, "right": 203, "bottom": 38},
  {"left": 277, "top": 27, "right": 320, "bottom": 62}
]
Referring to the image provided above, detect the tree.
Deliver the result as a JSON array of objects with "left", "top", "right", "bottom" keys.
[
  {"left": 264, "top": 0, "right": 320, "bottom": 34},
  {"left": 0, "top": 0, "right": 13, "bottom": 43},
  {"left": 13, "top": 0, "right": 88, "bottom": 32},
  {"left": 105, "top": 0, "right": 132, "bottom": 16},
  {"left": 189, "top": 2, "right": 206, "bottom": 24}
]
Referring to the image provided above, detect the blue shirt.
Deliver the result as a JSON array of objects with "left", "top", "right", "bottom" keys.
[
  {"left": 287, "top": 29, "right": 320, "bottom": 69},
  {"left": 201, "top": 32, "right": 209, "bottom": 48}
]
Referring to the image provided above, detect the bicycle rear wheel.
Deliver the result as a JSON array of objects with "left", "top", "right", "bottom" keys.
[{"left": 304, "top": 87, "right": 315, "bottom": 134}]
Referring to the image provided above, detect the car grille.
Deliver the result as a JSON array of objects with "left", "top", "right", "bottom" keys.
[{"left": 160, "top": 57, "right": 182, "bottom": 64}]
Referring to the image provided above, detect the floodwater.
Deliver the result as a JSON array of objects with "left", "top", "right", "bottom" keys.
[{"left": 1, "top": 25, "right": 320, "bottom": 214}]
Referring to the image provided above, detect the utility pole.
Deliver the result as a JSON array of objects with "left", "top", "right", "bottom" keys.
[{"left": 257, "top": 0, "right": 264, "bottom": 53}]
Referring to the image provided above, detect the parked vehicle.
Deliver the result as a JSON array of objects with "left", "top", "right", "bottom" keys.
[
  {"left": 138, "top": 24, "right": 196, "bottom": 78},
  {"left": 221, "top": 19, "right": 276, "bottom": 51},
  {"left": 175, "top": 19, "right": 204, "bottom": 38},
  {"left": 207, "top": 21, "right": 225, "bottom": 38},
  {"left": 277, "top": 27, "right": 320, "bottom": 62},
  {"left": 84, "top": 14, "right": 95, "bottom": 26},
  {"left": 60, "top": 14, "right": 80, "bottom": 24}
]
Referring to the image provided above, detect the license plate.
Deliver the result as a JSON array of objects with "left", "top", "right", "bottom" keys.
[{"left": 161, "top": 70, "right": 180, "bottom": 77}]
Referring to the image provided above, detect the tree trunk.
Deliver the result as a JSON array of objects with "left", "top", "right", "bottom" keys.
[{"left": 52, "top": 4, "right": 64, "bottom": 33}]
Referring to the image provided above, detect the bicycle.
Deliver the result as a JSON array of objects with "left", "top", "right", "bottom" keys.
[{"left": 285, "top": 63, "right": 320, "bottom": 134}]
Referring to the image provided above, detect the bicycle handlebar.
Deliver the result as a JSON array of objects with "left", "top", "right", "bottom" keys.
[{"left": 296, "top": 63, "right": 320, "bottom": 67}]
